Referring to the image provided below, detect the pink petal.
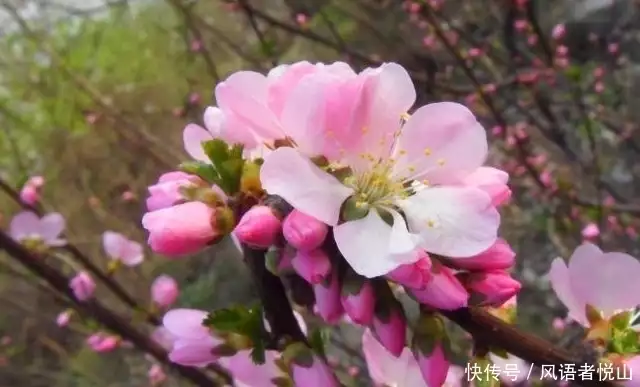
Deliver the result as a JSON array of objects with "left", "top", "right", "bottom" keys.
[
  {"left": 162, "top": 309, "right": 210, "bottom": 340},
  {"left": 215, "top": 71, "right": 282, "bottom": 139},
  {"left": 548, "top": 258, "right": 587, "bottom": 325},
  {"left": 103, "top": 231, "right": 126, "bottom": 259},
  {"left": 169, "top": 338, "right": 218, "bottom": 367},
  {"left": 334, "top": 210, "right": 419, "bottom": 278},
  {"left": 280, "top": 73, "right": 330, "bottom": 156},
  {"left": 569, "top": 246, "right": 640, "bottom": 317},
  {"left": 39, "top": 213, "right": 65, "bottom": 242},
  {"left": 352, "top": 63, "right": 416, "bottom": 160},
  {"left": 9, "top": 211, "right": 40, "bottom": 239},
  {"left": 222, "top": 350, "right": 280, "bottom": 387},
  {"left": 119, "top": 240, "right": 144, "bottom": 266},
  {"left": 362, "top": 329, "right": 424, "bottom": 386},
  {"left": 393, "top": 102, "right": 487, "bottom": 183},
  {"left": 259, "top": 147, "right": 353, "bottom": 226},
  {"left": 203, "top": 106, "right": 224, "bottom": 136},
  {"left": 183, "top": 124, "right": 212, "bottom": 162},
  {"left": 400, "top": 187, "right": 499, "bottom": 257}
]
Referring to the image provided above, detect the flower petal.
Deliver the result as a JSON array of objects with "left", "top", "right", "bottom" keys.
[
  {"left": 260, "top": 147, "right": 353, "bottom": 226},
  {"left": 39, "top": 213, "right": 66, "bottom": 242},
  {"left": 400, "top": 187, "right": 499, "bottom": 257},
  {"left": 334, "top": 210, "right": 419, "bottom": 278},
  {"left": 215, "top": 71, "right": 282, "bottom": 139},
  {"left": 569, "top": 245, "right": 640, "bottom": 318},
  {"left": 162, "top": 309, "right": 210, "bottom": 339},
  {"left": 9, "top": 211, "right": 40, "bottom": 240},
  {"left": 393, "top": 102, "right": 487, "bottom": 183},
  {"left": 547, "top": 258, "right": 588, "bottom": 325},
  {"left": 102, "top": 231, "right": 125, "bottom": 259},
  {"left": 183, "top": 124, "right": 212, "bottom": 162},
  {"left": 362, "top": 329, "right": 421, "bottom": 386},
  {"left": 120, "top": 240, "right": 144, "bottom": 266},
  {"left": 203, "top": 106, "right": 224, "bottom": 136},
  {"left": 222, "top": 350, "right": 280, "bottom": 387},
  {"left": 169, "top": 338, "right": 219, "bottom": 367}
]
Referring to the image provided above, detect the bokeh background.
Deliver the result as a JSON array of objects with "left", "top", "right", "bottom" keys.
[{"left": 0, "top": 0, "right": 639, "bottom": 385}]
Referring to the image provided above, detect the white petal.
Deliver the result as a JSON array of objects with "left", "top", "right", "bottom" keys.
[
  {"left": 399, "top": 187, "right": 499, "bottom": 257},
  {"left": 260, "top": 147, "right": 353, "bottom": 226},
  {"left": 334, "top": 209, "right": 419, "bottom": 278}
]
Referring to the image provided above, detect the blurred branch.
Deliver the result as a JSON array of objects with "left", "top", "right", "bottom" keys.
[{"left": 0, "top": 229, "right": 226, "bottom": 386}]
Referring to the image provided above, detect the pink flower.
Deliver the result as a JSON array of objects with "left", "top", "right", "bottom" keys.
[
  {"left": 289, "top": 350, "right": 339, "bottom": 387},
  {"left": 341, "top": 280, "right": 376, "bottom": 325},
  {"left": 142, "top": 201, "right": 219, "bottom": 257},
  {"left": 295, "top": 13, "right": 308, "bottom": 26},
  {"left": 102, "top": 231, "right": 144, "bottom": 266},
  {"left": 162, "top": 308, "right": 221, "bottom": 367},
  {"left": 9, "top": 211, "right": 66, "bottom": 247},
  {"left": 151, "top": 275, "right": 179, "bottom": 308},
  {"left": 450, "top": 238, "right": 515, "bottom": 271},
  {"left": 190, "top": 39, "right": 202, "bottom": 52},
  {"left": 581, "top": 222, "right": 600, "bottom": 240},
  {"left": 410, "top": 263, "right": 468, "bottom": 310},
  {"left": 552, "top": 24, "right": 566, "bottom": 40},
  {"left": 313, "top": 270, "right": 343, "bottom": 323},
  {"left": 414, "top": 342, "right": 450, "bottom": 387},
  {"left": 387, "top": 253, "right": 432, "bottom": 289},
  {"left": 260, "top": 63, "right": 500, "bottom": 278},
  {"left": 146, "top": 171, "right": 199, "bottom": 211},
  {"left": 371, "top": 305, "right": 407, "bottom": 357},
  {"left": 19, "top": 176, "right": 44, "bottom": 205},
  {"left": 548, "top": 243, "right": 640, "bottom": 326},
  {"left": 462, "top": 270, "right": 521, "bottom": 307},
  {"left": 182, "top": 107, "right": 259, "bottom": 161},
  {"left": 219, "top": 350, "right": 283, "bottom": 387},
  {"left": 362, "top": 328, "right": 426, "bottom": 386},
  {"left": 87, "top": 332, "right": 120, "bottom": 352},
  {"left": 150, "top": 327, "right": 177, "bottom": 350},
  {"left": 233, "top": 206, "right": 282, "bottom": 248},
  {"left": 458, "top": 167, "right": 511, "bottom": 206},
  {"left": 292, "top": 249, "right": 332, "bottom": 284},
  {"left": 70, "top": 271, "right": 95, "bottom": 301},
  {"left": 282, "top": 209, "right": 329, "bottom": 251},
  {"left": 56, "top": 310, "right": 71, "bottom": 327},
  {"left": 148, "top": 364, "right": 167, "bottom": 385}
]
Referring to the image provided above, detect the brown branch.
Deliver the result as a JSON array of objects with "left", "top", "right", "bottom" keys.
[{"left": 0, "top": 229, "right": 226, "bottom": 386}]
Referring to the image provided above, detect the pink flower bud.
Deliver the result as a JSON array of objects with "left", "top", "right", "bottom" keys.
[
  {"left": 371, "top": 306, "right": 407, "bottom": 357},
  {"left": 56, "top": 311, "right": 71, "bottom": 327},
  {"left": 87, "top": 333, "right": 120, "bottom": 352},
  {"left": 233, "top": 206, "right": 281, "bottom": 249},
  {"left": 151, "top": 275, "right": 179, "bottom": 308},
  {"left": 313, "top": 271, "right": 343, "bottom": 324},
  {"left": 341, "top": 280, "right": 375, "bottom": 325},
  {"left": 463, "top": 270, "right": 521, "bottom": 307},
  {"left": 410, "top": 264, "right": 468, "bottom": 310},
  {"left": 288, "top": 348, "right": 339, "bottom": 387},
  {"left": 190, "top": 39, "right": 202, "bottom": 52},
  {"left": 581, "top": 222, "right": 600, "bottom": 239},
  {"left": 283, "top": 209, "right": 328, "bottom": 251},
  {"left": 19, "top": 185, "right": 39, "bottom": 205},
  {"left": 142, "top": 201, "right": 219, "bottom": 257},
  {"left": 552, "top": 317, "right": 565, "bottom": 332},
  {"left": 70, "top": 271, "right": 95, "bottom": 301},
  {"left": 146, "top": 171, "right": 197, "bottom": 211},
  {"left": 552, "top": 24, "right": 565, "bottom": 40},
  {"left": 295, "top": 13, "right": 308, "bottom": 26},
  {"left": 450, "top": 239, "right": 516, "bottom": 271},
  {"left": 414, "top": 342, "right": 450, "bottom": 386},
  {"left": 387, "top": 254, "right": 432, "bottom": 289},
  {"left": 148, "top": 364, "right": 167, "bottom": 385},
  {"left": 292, "top": 249, "right": 331, "bottom": 284}
]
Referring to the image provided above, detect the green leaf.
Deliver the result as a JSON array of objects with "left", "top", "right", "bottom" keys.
[
  {"left": 204, "top": 307, "right": 248, "bottom": 332},
  {"left": 202, "top": 139, "right": 230, "bottom": 166},
  {"left": 308, "top": 329, "right": 328, "bottom": 358},
  {"left": 179, "top": 161, "right": 219, "bottom": 183}
]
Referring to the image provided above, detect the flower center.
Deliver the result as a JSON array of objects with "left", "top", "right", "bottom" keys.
[{"left": 342, "top": 159, "right": 409, "bottom": 208}]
